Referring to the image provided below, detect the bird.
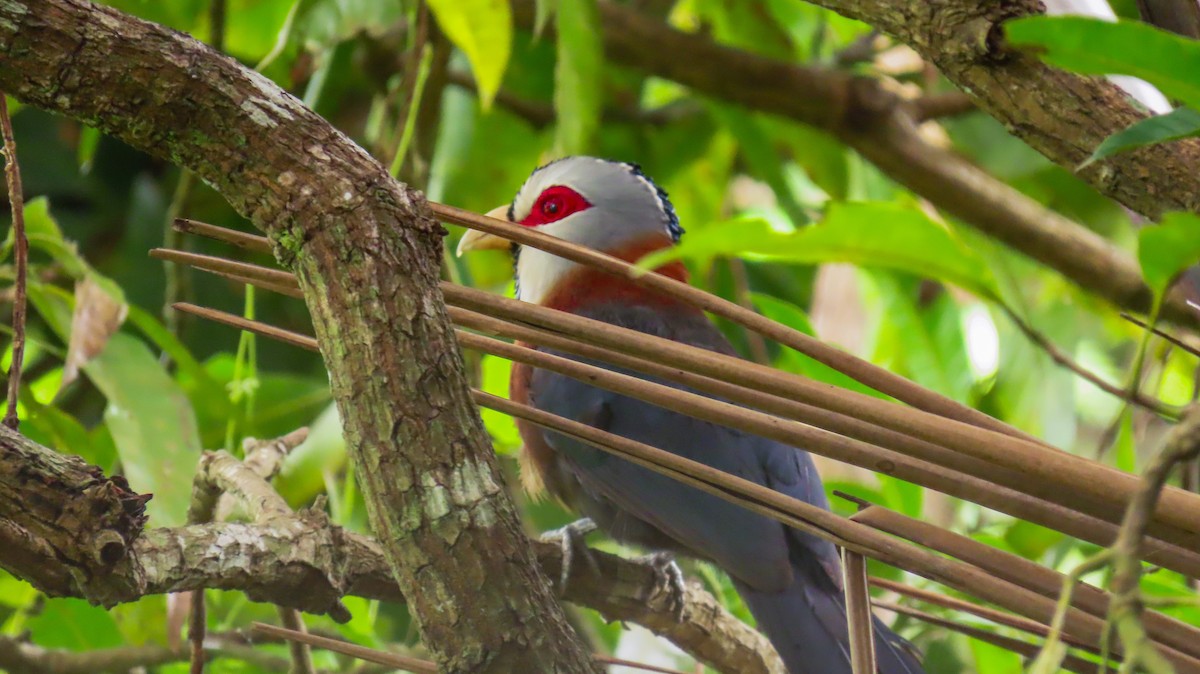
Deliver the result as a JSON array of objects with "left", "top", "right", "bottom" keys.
[{"left": 457, "top": 156, "right": 925, "bottom": 674}]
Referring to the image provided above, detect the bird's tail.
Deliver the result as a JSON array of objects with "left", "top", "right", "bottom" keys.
[{"left": 734, "top": 566, "right": 924, "bottom": 674}]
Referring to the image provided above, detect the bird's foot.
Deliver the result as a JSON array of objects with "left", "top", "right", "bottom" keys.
[
  {"left": 539, "top": 518, "right": 600, "bottom": 592},
  {"left": 636, "top": 551, "right": 687, "bottom": 622}
]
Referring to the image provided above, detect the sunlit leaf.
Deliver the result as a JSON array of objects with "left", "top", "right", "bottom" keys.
[
  {"left": 277, "top": 402, "right": 345, "bottom": 507},
  {"left": 643, "top": 202, "right": 1000, "bottom": 300},
  {"left": 1006, "top": 17, "right": 1200, "bottom": 110},
  {"left": 554, "top": 0, "right": 602, "bottom": 153},
  {"left": 480, "top": 353, "right": 521, "bottom": 453},
  {"left": 1086, "top": 106, "right": 1200, "bottom": 166},
  {"left": 428, "top": 0, "right": 512, "bottom": 109},
  {"left": 1137, "top": 211, "right": 1200, "bottom": 295}
]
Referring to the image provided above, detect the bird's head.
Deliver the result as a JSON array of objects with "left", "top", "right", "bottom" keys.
[{"left": 457, "top": 156, "right": 684, "bottom": 306}]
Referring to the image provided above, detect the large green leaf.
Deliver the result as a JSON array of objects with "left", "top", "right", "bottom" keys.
[
  {"left": 554, "top": 0, "right": 602, "bottom": 153},
  {"left": 1006, "top": 17, "right": 1200, "bottom": 110},
  {"left": 28, "top": 284, "right": 201, "bottom": 526},
  {"left": 642, "top": 202, "right": 1000, "bottom": 300},
  {"left": 1137, "top": 211, "right": 1200, "bottom": 295},
  {"left": 1086, "top": 106, "right": 1200, "bottom": 166},
  {"left": 707, "top": 103, "right": 811, "bottom": 226},
  {"left": 428, "top": 0, "right": 512, "bottom": 109}
]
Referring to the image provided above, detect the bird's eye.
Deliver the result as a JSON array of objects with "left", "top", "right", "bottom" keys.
[{"left": 520, "top": 185, "right": 592, "bottom": 227}]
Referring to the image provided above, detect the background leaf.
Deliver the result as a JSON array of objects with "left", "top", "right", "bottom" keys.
[
  {"left": 554, "top": 0, "right": 602, "bottom": 153},
  {"left": 1086, "top": 106, "right": 1200, "bottom": 166},
  {"left": 428, "top": 0, "right": 512, "bottom": 108},
  {"left": 1137, "top": 211, "right": 1200, "bottom": 295},
  {"left": 644, "top": 202, "right": 1000, "bottom": 300}
]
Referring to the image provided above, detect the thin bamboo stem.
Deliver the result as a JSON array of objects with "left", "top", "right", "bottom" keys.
[
  {"left": 428, "top": 202, "right": 1030, "bottom": 441},
  {"left": 843, "top": 550, "right": 877, "bottom": 674},
  {"left": 161, "top": 242, "right": 1200, "bottom": 569},
  {"left": 174, "top": 304, "right": 1200, "bottom": 671},
  {"left": 449, "top": 305, "right": 1200, "bottom": 574},
  {"left": 874, "top": 603, "right": 1108, "bottom": 674},
  {"left": 852, "top": 503, "right": 1200, "bottom": 660},
  {"left": 164, "top": 217, "right": 1200, "bottom": 543}
]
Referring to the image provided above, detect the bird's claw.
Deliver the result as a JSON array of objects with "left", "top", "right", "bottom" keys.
[
  {"left": 539, "top": 518, "right": 599, "bottom": 592},
  {"left": 637, "top": 551, "right": 687, "bottom": 622}
]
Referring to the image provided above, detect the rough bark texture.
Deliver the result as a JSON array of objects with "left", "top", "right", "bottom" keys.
[
  {"left": 0, "top": 1, "right": 597, "bottom": 671},
  {"left": 0, "top": 425, "right": 149, "bottom": 598},
  {"left": 0, "top": 429, "right": 785, "bottom": 674}
]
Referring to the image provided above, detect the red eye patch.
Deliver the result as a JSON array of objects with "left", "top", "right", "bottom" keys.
[{"left": 520, "top": 185, "right": 592, "bottom": 227}]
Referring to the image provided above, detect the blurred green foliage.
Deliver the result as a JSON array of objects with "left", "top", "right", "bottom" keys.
[{"left": 1, "top": 1, "right": 1198, "bottom": 673}]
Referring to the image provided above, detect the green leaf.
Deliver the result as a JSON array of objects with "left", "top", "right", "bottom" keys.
[
  {"left": 707, "top": 103, "right": 812, "bottom": 226},
  {"left": 643, "top": 202, "right": 1000, "bottom": 300},
  {"left": 1004, "top": 520, "right": 1064, "bottom": 560},
  {"left": 750, "top": 293, "right": 886, "bottom": 399},
  {"left": 1086, "top": 106, "right": 1200, "bottom": 166},
  {"left": 554, "top": 0, "right": 603, "bottom": 153},
  {"left": 1137, "top": 211, "right": 1200, "bottom": 295},
  {"left": 1006, "top": 16, "right": 1200, "bottom": 110},
  {"left": 479, "top": 353, "right": 521, "bottom": 453},
  {"left": 27, "top": 284, "right": 201, "bottom": 526},
  {"left": 428, "top": 0, "right": 512, "bottom": 109},
  {"left": 1114, "top": 408, "right": 1136, "bottom": 472},
  {"left": 28, "top": 598, "right": 123, "bottom": 650}
]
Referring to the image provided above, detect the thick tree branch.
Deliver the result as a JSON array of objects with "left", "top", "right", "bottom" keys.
[
  {"left": 803, "top": 0, "right": 1200, "bottom": 221},
  {"left": 514, "top": 1, "right": 1198, "bottom": 327},
  {"left": 0, "top": 1, "right": 597, "bottom": 671},
  {"left": 0, "top": 429, "right": 784, "bottom": 674}
]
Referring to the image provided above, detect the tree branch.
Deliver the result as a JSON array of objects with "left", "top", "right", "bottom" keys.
[
  {"left": 0, "top": 0, "right": 597, "bottom": 670},
  {"left": 511, "top": 0, "right": 1199, "bottom": 328},
  {"left": 803, "top": 0, "right": 1200, "bottom": 222},
  {"left": 0, "top": 428, "right": 784, "bottom": 674}
]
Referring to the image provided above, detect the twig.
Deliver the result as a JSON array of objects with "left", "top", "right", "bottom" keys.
[
  {"left": 1108, "top": 404, "right": 1200, "bottom": 673},
  {"left": 842, "top": 550, "right": 876, "bottom": 674},
  {"left": 1001, "top": 305, "right": 1179, "bottom": 419},
  {"left": 0, "top": 93, "right": 26, "bottom": 430},
  {"left": 1121, "top": 312, "right": 1200, "bottom": 359},
  {"left": 832, "top": 29, "right": 881, "bottom": 66},
  {"left": 161, "top": 172, "right": 196, "bottom": 351},
  {"left": 189, "top": 590, "right": 206, "bottom": 674},
  {"left": 278, "top": 609, "right": 316, "bottom": 674},
  {"left": 208, "top": 0, "right": 226, "bottom": 53}
]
